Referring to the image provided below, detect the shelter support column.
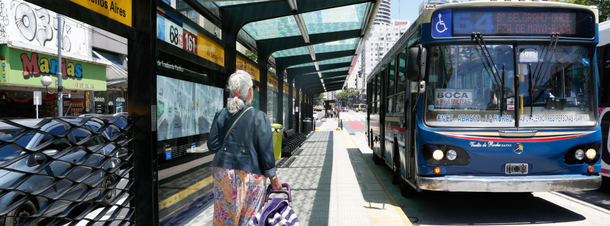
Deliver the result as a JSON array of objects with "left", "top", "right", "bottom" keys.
[
  {"left": 257, "top": 51, "right": 268, "bottom": 115},
  {"left": 130, "top": 0, "right": 159, "bottom": 224},
  {"left": 288, "top": 76, "right": 294, "bottom": 130},
  {"left": 277, "top": 67, "right": 285, "bottom": 125},
  {"left": 222, "top": 17, "right": 238, "bottom": 98}
]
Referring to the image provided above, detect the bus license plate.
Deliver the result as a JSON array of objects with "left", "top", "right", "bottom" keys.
[{"left": 505, "top": 163, "right": 528, "bottom": 175}]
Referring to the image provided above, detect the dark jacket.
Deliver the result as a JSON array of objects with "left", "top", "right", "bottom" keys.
[{"left": 207, "top": 102, "right": 276, "bottom": 177}]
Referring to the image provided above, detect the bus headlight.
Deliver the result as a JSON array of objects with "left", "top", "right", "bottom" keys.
[
  {"left": 564, "top": 142, "right": 601, "bottom": 164},
  {"left": 585, "top": 148, "right": 596, "bottom": 160},
  {"left": 423, "top": 144, "right": 470, "bottom": 165},
  {"left": 446, "top": 150, "right": 457, "bottom": 161},
  {"left": 574, "top": 149, "right": 584, "bottom": 160},
  {"left": 433, "top": 149, "right": 444, "bottom": 161}
]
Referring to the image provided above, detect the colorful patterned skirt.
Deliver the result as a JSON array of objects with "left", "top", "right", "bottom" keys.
[{"left": 213, "top": 167, "right": 267, "bottom": 226}]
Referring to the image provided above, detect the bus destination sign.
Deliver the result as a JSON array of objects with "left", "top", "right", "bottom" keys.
[{"left": 432, "top": 8, "right": 595, "bottom": 38}]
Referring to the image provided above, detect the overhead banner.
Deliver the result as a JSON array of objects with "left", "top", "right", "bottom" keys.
[
  {"left": 1, "top": 47, "right": 106, "bottom": 91},
  {"left": 236, "top": 56, "right": 259, "bottom": 81},
  {"left": 70, "top": 0, "right": 132, "bottom": 27},
  {"left": 157, "top": 8, "right": 225, "bottom": 67},
  {"left": 1, "top": 0, "right": 92, "bottom": 60},
  {"left": 268, "top": 75, "right": 278, "bottom": 90},
  {"left": 197, "top": 32, "right": 224, "bottom": 66}
]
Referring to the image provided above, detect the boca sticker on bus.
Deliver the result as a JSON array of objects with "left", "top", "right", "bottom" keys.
[{"left": 435, "top": 89, "right": 473, "bottom": 108}]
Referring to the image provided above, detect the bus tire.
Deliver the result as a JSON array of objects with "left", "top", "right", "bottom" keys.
[
  {"left": 392, "top": 143, "right": 400, "bottom": 184},
  {"left": 399, "top": 176, "right": 416, "bottom": 198},
  {"left": 373, "top": 151, "right": 384, "bottom": 165}
]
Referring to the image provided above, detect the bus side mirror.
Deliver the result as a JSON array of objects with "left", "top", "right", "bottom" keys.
[{"left": 408, "top": 45, "right": 427, "bottom": 81}]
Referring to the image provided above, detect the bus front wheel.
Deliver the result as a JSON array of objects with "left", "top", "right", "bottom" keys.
[
  {"left": 399, "top": 176, "right": 416, "bottom": 198},
  {"left": 372, "top": 151, "right": 383, "bottom": 165}
]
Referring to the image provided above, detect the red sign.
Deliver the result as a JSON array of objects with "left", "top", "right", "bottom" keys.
[{"left": 183, "top": 29, "right": 197, "bottom": 54}]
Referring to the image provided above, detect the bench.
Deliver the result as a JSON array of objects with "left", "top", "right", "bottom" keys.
[{"left": 281, "top": 129, "right": 307, "bottom": 157}]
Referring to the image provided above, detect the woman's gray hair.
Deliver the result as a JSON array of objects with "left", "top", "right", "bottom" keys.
[{"left": 227, "top": 70, "right": 253, "bottom": 114}]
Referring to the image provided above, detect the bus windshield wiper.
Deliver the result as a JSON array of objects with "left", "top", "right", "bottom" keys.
[
  {"left": 472, "top": 32, "right": 503, "bottom": 86},
  {"left": 531, "top": 33, "right": 559, "bottom": 103},
  {"left": 472, "top": 32, "right": 505, "bottom": 113}
]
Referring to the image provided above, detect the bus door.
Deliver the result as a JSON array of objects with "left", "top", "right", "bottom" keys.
[
  {"left": 385, "top": 60, "right": 397, "bottom": 166},
  {"left": 405, "top": 74, "right": 418, "bottom": 180},
  {"left": 599, "top": 45, "right": 610, "bottom": 177}
]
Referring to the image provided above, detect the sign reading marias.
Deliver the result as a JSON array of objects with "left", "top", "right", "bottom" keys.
[{"left": 0, "top": 47, "right": 106, "bottom": 91}]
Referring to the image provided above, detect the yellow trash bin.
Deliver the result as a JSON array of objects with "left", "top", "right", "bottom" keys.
[{"left": 271, "top": 123, "right": 283, "bottom": 160}]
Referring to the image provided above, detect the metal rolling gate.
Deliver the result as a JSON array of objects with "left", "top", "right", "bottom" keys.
[{"left": 0, "top": 117, "right": 133, "bottom": 225}]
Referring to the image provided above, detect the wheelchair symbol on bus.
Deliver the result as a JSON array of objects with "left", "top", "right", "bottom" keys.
[{"left": 436, "top": 13, "right": 448, "bottom": 33}]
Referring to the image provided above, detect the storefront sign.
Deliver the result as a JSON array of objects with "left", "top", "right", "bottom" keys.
[
  {"left": 2, "top": 0, "right": 92, "bottom": 60},
  {"left": 284, "top": 83, "right": 289, "bottom": 94},
  {"left": 85, "top": 91, "right": 90, "bottom": 112},
  {"left": 197, "top": 33, "right": 224, "bottom": 67},
  {"left": 236, "top": 56, "right": 260, "bottom": 81},
  {"left": 95, "top": 97, "right": 105, "bottom": 102},
  {"left": 5, "top": 47, "right": 106, "bottom": 91},
  {"left": 116, "top": 97, "right": 125, "bottom": 102},
  {"left": 70, "top": 0, "right": 132, "bottom": 27}
]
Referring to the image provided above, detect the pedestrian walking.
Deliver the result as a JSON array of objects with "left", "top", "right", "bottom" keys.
[{"left": 208, "top": 70, "right": 282, "bottom": 226}]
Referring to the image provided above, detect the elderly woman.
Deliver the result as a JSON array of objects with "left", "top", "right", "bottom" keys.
[{"left": 207, "top": 70, "right": 282, "bottom": 225}]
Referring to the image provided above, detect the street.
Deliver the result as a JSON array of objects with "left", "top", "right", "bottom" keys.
[{"left": 334, "top": 110, "right": 610, "bottom": 225}]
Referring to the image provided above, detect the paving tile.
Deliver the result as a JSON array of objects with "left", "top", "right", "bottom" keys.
[{"left": 182, "top": 130, "right": 409, "bottom": 226}]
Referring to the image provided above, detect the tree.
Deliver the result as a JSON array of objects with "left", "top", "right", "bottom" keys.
[
  {"left": 552, "top": 0, "right": 610, "bottom": 22},
  {"left": 314, "top": 93, "right": 325, "bottom": 104},
  {"left": 335, "top": 88, "right": 359, "bottom": 100},
  {"left": 245, "top": 49, "right": 258, "bottom": 62}
]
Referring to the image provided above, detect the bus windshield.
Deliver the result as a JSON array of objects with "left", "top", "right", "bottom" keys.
[{"left": 425, "top": 44, "right": 596, "bottom": 128}]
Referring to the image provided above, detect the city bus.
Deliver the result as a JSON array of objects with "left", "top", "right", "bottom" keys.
[
  {"left": 354, "top": 104, "right": 367, "bottom": 112},
  {"left": 366, "top": 0, "right": 602, "bottom": 197},
  {"left": 596, "top": 20, "right": 610, "bottom": 178}
]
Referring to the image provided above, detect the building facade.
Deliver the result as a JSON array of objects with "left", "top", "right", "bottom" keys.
[
  {"left": 374, "top": 0, "right": 392, "bottom": 25},
  {"left": 0, "top": 0, "right": 108, "bottom": 118},
  {"left": 363, "top": 20, "right": 410, "bottom": 77}
]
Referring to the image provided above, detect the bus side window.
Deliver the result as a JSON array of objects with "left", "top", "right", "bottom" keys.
[
  {"left": 601, "top": 47, "right": 610, "bottom": 107},
  {"left": 398, "top": 49, "right": 407, "bottom": 94},
  {"left": 396, "top": 94, "right": 405, "bottom": 113}
]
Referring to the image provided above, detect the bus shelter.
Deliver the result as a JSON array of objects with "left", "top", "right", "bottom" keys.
[{"left": 0, "top": 0, "right": 381, "bottom": 225}]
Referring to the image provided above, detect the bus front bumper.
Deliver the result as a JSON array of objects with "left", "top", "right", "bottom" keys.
[{"left": 418, "top": 174, "right": 601, "bottom": 192}]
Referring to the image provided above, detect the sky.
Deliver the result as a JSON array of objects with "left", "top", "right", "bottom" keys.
[{"left": 391, "top": 0, "right": 423, "bottom": 24}]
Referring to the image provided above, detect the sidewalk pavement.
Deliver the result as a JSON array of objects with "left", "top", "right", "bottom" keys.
[{"left": 183, "top": 120, "right": 410, "bottom": 226}]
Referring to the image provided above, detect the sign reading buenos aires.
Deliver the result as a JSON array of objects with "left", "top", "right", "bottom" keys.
[
  {"left": 2, "top": 47, "right": 106, "bottom": 91},
  {"left": 70, "top": 0, "right": 131, "bottom": 27}
]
